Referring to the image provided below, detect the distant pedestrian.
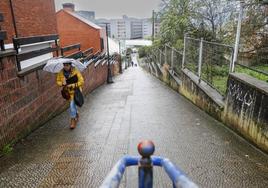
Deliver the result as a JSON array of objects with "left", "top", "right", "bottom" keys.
[
  {"left": 131, "top": 61, "right": 134, "bottom": 67},
  {"left": 56, "top": 62, "right": 84, "bottom": 129}
]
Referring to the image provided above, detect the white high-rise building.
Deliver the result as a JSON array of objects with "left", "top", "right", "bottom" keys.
[
  {"left": 96, "top": 16, "right": 143, "bottom": 40},
  {"left": 130, "top": 20, "right": 143, "bottom": 39},
  {"left": 142, "top": 19, "right": 153, "bottom": 38},
  {"left": 94, "top": 16, "right": 160, "bottom": 40}
]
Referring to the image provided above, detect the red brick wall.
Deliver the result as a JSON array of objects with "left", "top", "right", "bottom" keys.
[
  {"left": 13, "top": 0, "right": 57, "bottom": 38},
  {"left": 0, "top": 0, "right": 57, "bottom": 43},
  {"left": 0, "top": 53, "right": 116, "bottom": 149},
  {"left": 56, "top": 10, "right": 101, "bottom": 54}
]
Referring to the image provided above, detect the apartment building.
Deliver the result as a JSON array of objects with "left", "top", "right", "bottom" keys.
[
  {"left": 95, "top": 16, "right": 143, "bottom": 40},
  {"left": 131, "top": 20, "right": 143, "bottom": 39},
  {"left": 142, "top": 19, "right": 153, "bottom": 38}
]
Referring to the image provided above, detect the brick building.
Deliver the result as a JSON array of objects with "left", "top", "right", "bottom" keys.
[
  {"left": 0, "top": 0, "right": 58, "bottom": 69},
  {"left": 0, "top": 1, "right": 121, "bottom": 151},
  {"left": 0, "top": 0, "right": 57, "bottom": 44},
  {"left": 56, "top": 4, "right": 106, "bottom": 54}
]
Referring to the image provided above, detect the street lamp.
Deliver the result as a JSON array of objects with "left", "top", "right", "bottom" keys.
[
  {"left": 152, "top": 10, "right": 160, "bottom": 42},
  {"left": 125, "top": 49, "right": 129, "bottom": 70},
  {"left": 152, "top": 10, "right": 155, "bottom": 42},
  {"left": 119, "top": 40, "right": 123, "bottom": 74},
  {"left": 104, "top": 23, "right": 113, "bottom": 84},
  {"left": 231, "top": 0, "right": 268, "bottom": 72}
]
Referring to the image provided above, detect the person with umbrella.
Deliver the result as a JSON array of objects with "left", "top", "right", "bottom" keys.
[{"left": 44, "top": 58, "right": 86, "bottom": 129}]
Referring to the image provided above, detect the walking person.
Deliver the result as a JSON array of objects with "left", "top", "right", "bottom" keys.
[{"left": 56, "top": 62, "right": 84, "bottom": 129}]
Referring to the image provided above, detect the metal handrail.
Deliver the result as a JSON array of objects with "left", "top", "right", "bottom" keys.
[
  {"left": 100, "top": 156, "right": 198, "bottom": 188},
  {"left": 202, "top": 40, "right": 233, "bottom": 49},
  {"left": 100, "top": 141, "right": 198, "bottom": 188}
]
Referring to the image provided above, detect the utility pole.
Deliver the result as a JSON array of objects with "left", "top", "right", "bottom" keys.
[
  {"left": 105, "top": 23, "right": 113, "bottom": 84},
  {"left": 152, "top": 10, "right": 155, "bottom": 42},
  {"left": 231, "top": 0, "right": 268, "bottom": 72},
  {"left": 231, "top": 2, "right": 244, "bottom": 72}
]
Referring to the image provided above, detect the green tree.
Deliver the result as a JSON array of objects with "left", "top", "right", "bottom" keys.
[{"left": 158, "top": 0, "right": 192, "bottom": 50}]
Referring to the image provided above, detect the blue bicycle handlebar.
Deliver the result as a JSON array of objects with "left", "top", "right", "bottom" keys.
[{"left": 100, "top": 156, "right": 198, "bottom": 188}]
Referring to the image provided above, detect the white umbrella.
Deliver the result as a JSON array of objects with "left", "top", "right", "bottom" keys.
[{"left": 43, "top": 58, "right": 87, "bottom": 73}]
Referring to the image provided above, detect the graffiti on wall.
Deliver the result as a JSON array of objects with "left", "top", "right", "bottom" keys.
[{"left": 228, "top": 82, "right": 254, "bottom": 108}]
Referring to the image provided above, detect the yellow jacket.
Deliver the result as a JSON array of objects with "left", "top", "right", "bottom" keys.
[{"left": 56, "top": 67, "right": 84, "bottom": 100}]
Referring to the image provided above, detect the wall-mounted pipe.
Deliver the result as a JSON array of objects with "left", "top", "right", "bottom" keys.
[{"left": 9, "top": 0, "right": 18, "bottom": 38}]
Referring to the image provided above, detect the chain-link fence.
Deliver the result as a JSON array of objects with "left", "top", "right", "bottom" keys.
[
  {"left": 184, "top": 37, "right": 234, "bottom": 96},
  {"left": 165, "top": 45, "right": 173, "bottom": 67},
  {"left": 144, "top": 29, "right": 267, "bottom": 96},
  {"left": 145, "top": 55, "right": 151, "bottom": 64},
  {"left": 151, "top": 45, "right": 184, "bottom": 77},
  {"left": 158, "top": 49, "right": 165, "bottom": 65},
  {"left": 184, "top": 37, "right": 201, "bottom": 75},
  {"left": 201, "top": 41, "right": 233, "bottom": 95},
  {"left": 151, "top": 51, "right": 156, "bottom": 64},
  {"left": 144, "top": 37, "right": 234, "bottom": 95},
  {"left": 164, "top": 45, "right": 183, "bottom": 76},
  {"left": 173, "top": 48, "right": 183, "bottom": 76}
]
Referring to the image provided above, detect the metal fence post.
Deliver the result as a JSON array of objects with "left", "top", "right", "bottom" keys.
[
  {"left": 198, "top": 38, "right": 204, "bottom": 83},
  {"left": 229, "top": 48, "right": 235, "bottom": 73},
  {"left": 159, "top": 50, "right": 162, "bottom": 65},
  {"left": 165, "top": 45, "right": 167, "bottom": 65},
  {"left": 182, "top": 34, "right": 187, "bottom": 68},
  {"left": 171, "top": 48, "right": 174, "bottom": 69},
  {"left": 13, "top": 38, "right": 22, "bottom": 71}
]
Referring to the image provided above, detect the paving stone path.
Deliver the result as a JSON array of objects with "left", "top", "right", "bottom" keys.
[{"left": 0, "top": 62, "right": 267, "bottom": 187}]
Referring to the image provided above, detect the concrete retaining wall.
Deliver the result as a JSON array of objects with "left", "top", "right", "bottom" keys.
[
  {"left": 180, "top": 69, "right": 224, "bottom": 121},
  {"left": 224, "top": 73, "right": 268, "bottom": 152},
  {"left": 143, "top": 61, "right": 268, "bottom": 153}
]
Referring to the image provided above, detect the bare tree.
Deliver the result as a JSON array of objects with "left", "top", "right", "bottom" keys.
[{"left": 192, "top": 0, "right": 235, "bottom": 40}]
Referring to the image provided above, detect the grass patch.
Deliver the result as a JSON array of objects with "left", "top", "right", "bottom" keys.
[
  {"left": 236, "top": 65, "right": 268, "bottom": 82},
  {"left": 183, "top": 62, "right": 268, "bottom": 96},
  {"left": 210, "top": 76, "right": 228, "bottom": 95},
  {"left": 201, "top": 65, "right": 229, "bottom": 96},
  {"left": 252, "top": 64, "right": 268, "bottom": 73},
  {"left": 185, "top": 63, "right": 198, "bottom": 75},
  {"left": 1, "top": 143, "right": 13, "bottom": 156}
]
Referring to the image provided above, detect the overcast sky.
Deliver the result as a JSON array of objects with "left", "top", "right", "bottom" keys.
[{"left": 54, "top": 0, "right": 161, "bottom": 19}]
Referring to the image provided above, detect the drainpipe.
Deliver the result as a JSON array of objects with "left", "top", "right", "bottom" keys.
[{"left": 9, "top": 0, "right": 18, "bottom": 38}]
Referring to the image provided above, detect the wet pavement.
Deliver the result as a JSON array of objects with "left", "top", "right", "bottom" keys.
[{"left": 0, "top": 60, "right": 268, "bottom": 187}]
